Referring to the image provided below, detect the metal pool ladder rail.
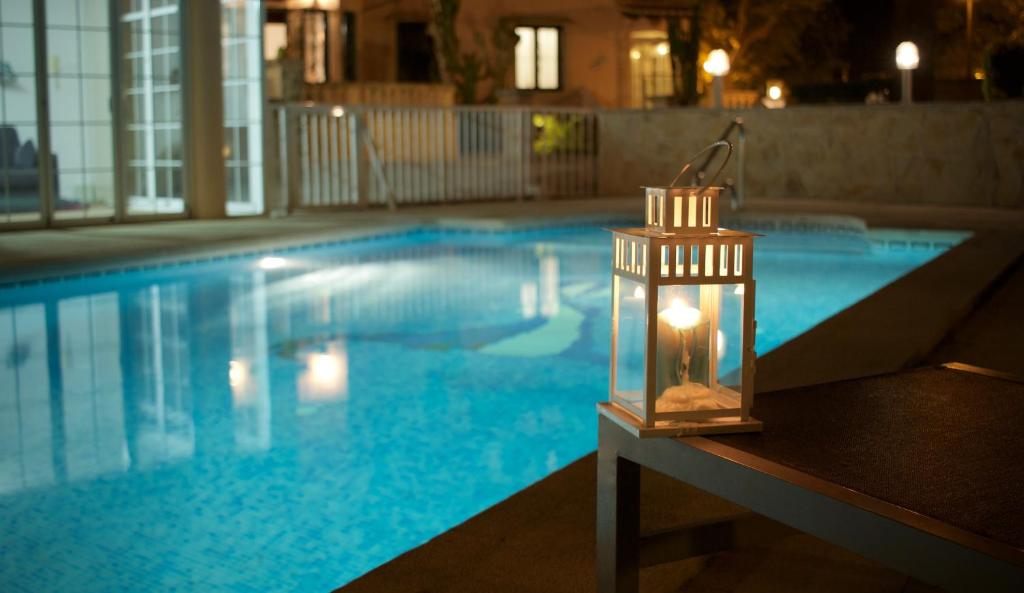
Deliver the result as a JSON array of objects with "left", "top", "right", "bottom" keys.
[{"left": 694, "top": 117, "right": 746, "bottom": 211}]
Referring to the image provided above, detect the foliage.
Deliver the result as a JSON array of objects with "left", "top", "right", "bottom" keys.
[
  {"left": 532, "top": 114, "right": 587, "bottom": 155},
  {"left": 698, "top": 0, "right": 848, "bottom": 89},
  {"left": 427, "top": 0, "right": 518, "bottom": 104},
  {"left": 667, "top": 10, "right": 701, "bottom": 105},
  {"left": 986, "top": 41, "right": 1024, "bottom": 98},
  {"left": 936, "top": 0, "right": 1024, "bottom": 79}
]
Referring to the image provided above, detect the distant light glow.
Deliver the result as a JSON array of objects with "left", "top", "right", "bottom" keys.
[
  {"left": 767, "top": 85, "right": 782, "bottom": 101},
  {"left": 629, "top": 49, "right": 642, "bottom": 61},
  {"left": 258, "top": 256, "right": 287, "bottom": 270},
  {"left": 330, "top": 106, "right": 345, "bottom": 117},
  {"left": 895, "top": 41, "right": 919, "bottom": 70},
  {"left": 973, "top": 68, "right": 985, "bottom": 80},
  {"left": 655, "top": 42, "right": 669, "bottom": 56},
  {"left": 703, "top": 49, "right": 730, "bottom": 77}
]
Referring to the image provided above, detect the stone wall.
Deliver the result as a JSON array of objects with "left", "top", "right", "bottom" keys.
[{"left": 597, "top": 101, "right": 1024, "bottom": 208}]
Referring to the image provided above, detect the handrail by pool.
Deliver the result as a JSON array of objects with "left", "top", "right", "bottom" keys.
[{"left": 694, "top": 117, "right": 746, "bottom": 211}]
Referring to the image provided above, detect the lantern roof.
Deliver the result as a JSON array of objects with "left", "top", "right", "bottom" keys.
[{"left": 610, "top": 226, "right": 761, "bottom": 239}]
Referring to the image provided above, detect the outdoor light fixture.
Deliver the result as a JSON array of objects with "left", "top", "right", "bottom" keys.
[
  {"left": 895, "top": 41, "right": 919, "bottom": 104},
  {"left": 599, "top": 141, "right": 762, "bottom": 437},
  {"left": 703, "top": 49, "right": 730, "bottom": 109},
  {"left": 763, "top": 79, "right": 786, "bottom": 109},
  {"left": 656, "top": 42, "right": 669, "bottom": 56}
]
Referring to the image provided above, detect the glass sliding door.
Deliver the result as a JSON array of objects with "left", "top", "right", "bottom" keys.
[
  {"left": 120, "top": 0, "right": 184, "bottom": 217},
  {"left": 0, "top": 1, "right": 42, "bottom": 223},
  {"left": 222, "top": 0, "right": 263, "bottom": 216},
  {"left": 46, "top": 0, "right": 117, "bottom": 221}
]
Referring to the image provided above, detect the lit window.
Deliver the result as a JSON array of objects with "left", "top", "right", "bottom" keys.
[{"left": 514, "top": 26, "right": 560, "bottom": 90}]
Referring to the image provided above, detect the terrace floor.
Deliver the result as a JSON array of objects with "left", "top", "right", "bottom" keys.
[{"left": 2, "top": 197, "right": 1022, "bottom": 592}]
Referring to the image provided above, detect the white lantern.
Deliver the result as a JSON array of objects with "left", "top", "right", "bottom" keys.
[{"left": 599, "top": 141, "right": 762, "bottom": 437}]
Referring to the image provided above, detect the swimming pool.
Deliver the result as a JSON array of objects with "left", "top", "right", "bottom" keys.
[{"left": 0, "top": 223, "right": 965, "bottom": 592}]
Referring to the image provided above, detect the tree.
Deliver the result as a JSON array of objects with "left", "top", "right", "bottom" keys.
[
  {"left": 698, "top": 0, "right": 848, "bottom": 88},
  {"left": 935, "top": 0, "right": 1024, "bottom": 80},
  {"left": 427, "top": 0, "right": 517, "bottom": 104}
]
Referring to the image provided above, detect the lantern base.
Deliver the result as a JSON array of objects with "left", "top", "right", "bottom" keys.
[{"left": 598, "top": 402, "right": 763, "bottom": 438}]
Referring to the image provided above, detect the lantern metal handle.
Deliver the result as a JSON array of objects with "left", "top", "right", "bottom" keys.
[{"left": 668, "top": 140, "right": 734, "bottom": 192}]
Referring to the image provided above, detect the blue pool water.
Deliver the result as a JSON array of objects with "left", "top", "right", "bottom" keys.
[{"left": 0, "top": 224, "right": 964, "bottom": 592}]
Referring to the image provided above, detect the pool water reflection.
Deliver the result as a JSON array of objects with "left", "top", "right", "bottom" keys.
[{"left": 0, "top": 226, "right": 963, "bottom": 592}]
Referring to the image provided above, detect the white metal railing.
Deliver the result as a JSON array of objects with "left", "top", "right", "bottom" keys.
[{"left": 270, "top": 104, "right": 600, "bottom": 210}]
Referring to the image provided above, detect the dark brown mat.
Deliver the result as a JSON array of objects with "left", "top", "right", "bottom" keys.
[{"left": 710, "top": 365, "right": 1024, "bottom": 550}]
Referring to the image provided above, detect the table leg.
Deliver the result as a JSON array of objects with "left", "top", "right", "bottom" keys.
[{"left": 597, "top": 428, "right": 640, "bottom": 593}]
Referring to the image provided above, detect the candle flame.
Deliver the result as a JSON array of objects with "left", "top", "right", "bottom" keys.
[{"left": 661, "top": 298, "right": 702, "bottom": 330}]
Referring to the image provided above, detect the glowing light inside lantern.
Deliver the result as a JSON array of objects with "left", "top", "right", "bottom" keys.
[{"left": 661, "top": 298, "right": 702, "bottom": 330}]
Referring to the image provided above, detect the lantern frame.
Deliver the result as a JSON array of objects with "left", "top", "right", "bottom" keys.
[{"left": 599, "top": 141, "right": 762, "bottom": 438}]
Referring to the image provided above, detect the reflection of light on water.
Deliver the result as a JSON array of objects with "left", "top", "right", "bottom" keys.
[
  {"left": 298, "top": 341, "right": 349, "bottom": 402},
  {"left": 520, "top": 282, "right": 538, "bottom": 319},
  {"left": 229, "top": 358, "right": 254, "bottom": 405},
  {"left": 258, "top": 256, "right": 287, "bottom": 270},
  {"left": 539, "top": 254, "right": 559, "bottom": 318}
]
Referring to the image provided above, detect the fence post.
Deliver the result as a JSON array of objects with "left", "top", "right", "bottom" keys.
[
  {"left": 278, "top": 107, "right": 303, "bottom": 213},
  {"left": 353, "top": 110, "right": 370, "bottom": 208}
]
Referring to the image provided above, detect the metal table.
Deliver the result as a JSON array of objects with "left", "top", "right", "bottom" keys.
[{"left": 597, "top": 363, "right": 1024, "bottom": 593}]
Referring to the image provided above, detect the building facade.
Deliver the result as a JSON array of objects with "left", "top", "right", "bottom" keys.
[
  {"left": 265, "top": 0, "right": 696, "bottom": 109},
  {"left": 0, "top": 0, "right": 267, "bottom": 229}
]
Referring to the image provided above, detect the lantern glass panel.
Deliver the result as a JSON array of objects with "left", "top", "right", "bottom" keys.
[
  {"left": 717, "top": 284, "right": 745, "bottom": 397},
  {"left": 612, "top": 275, "right": 646, "bottom": 417},
  {"left": 654, "top": 283, "right": 742, "bottom": 413}
]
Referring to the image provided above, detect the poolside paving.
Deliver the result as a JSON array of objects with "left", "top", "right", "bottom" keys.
[{"left": 2, "top": 198, "right": 1022, "bottom": 592}]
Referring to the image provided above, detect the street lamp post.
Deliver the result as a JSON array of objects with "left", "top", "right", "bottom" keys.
[
  {"left": 703, "top": 49, "right": 730, "bottom": 109},
  {"left": 895, "top": 41, "right": 919, "bottom": 104}
]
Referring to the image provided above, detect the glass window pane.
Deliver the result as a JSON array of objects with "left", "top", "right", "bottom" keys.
[
  {"left": 47, "top": 0, "right": 116, "bottom": 220},
  {"left": 122, "top": 0, "right": 184, "bottom": 216},
  {"left": 2, "top": 25, "right": 36, "bottom": 73},
  {"left": 222, "top": 0, "right": 263, "bottom": 217},
  {"left": 537, "top": 27, "right": 558, "bottom": 89},
  {"left": 0, "top": 0, "right": 34, "bottom": 25},
  {"left": 514, "top": 26, "right": 535, "bottom": 90}
]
